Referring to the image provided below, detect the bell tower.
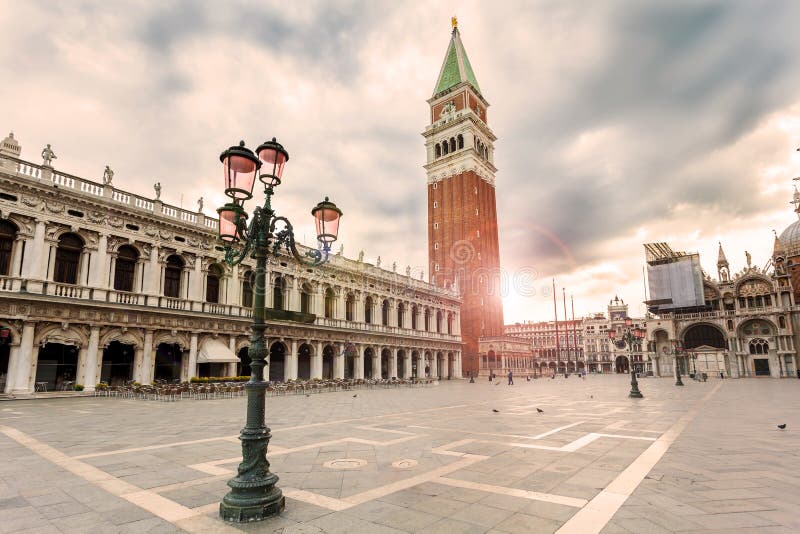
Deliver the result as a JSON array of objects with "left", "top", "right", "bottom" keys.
[{"left": 424, "top": 20, "right": 504, "bottom": 376}]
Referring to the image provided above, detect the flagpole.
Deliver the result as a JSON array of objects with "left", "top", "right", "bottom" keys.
[
  {"left": 553, "top": 279, "right": 559, "bottom": 375},
  {"left": 563, "top": 287, "right": 569, "bottom": 373}
]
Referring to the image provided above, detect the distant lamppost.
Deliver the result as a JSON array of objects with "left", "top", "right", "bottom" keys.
[
  {"left": 608, "top": 317, "right": 645, "bottom": 398},
  {"left": 670, "top": 340, "right": 685, "bottom": 386},
  {"left": 216, "top": 138, "right": 342, "bottom": 522}
]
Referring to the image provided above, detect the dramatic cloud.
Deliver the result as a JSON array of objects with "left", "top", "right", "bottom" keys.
[{"left": 2, "top": 0, "right": 800, "bottom": 321}]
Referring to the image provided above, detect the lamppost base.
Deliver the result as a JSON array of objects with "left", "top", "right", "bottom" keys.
[
  {"left": 628, "top": 390, "right": 644, "bottom": 398},
  {"left": 675, "top": 380, "right": 684, "bottom": 386},
  {"left": 220, "top": 484, "right": 285, "bottom": 523}
]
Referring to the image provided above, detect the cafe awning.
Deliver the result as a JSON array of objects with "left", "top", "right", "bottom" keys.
[{"left": 198, "top": 339, "right": 239, "bottom": 363}]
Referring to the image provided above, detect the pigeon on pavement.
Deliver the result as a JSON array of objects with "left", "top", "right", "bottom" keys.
[
  {"left": 492, "top": 409, "right": 499, "bottom": 413},
  {"left": 536, "top": 408, "right": 544, "bottom": 414},
  {"left": 778, "top": 424, "right": 786, "bottom": 430},
  {"left": 352, "top": 394, "right": 358, "bottom": 398}
]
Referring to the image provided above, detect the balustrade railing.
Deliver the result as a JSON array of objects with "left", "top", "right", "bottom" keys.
[
  {"left": 45, "top": 282, "right": 89, "bottom": 299},
  {"left": 109, "top": 290, "right": 140, "bottom": 305},
  {"left": 159, "top": 296, "right": 190, "bottom": 311}
]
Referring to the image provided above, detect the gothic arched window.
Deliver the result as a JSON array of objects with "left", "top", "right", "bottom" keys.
[
  {"left": 457, "top": 134, "right": 464, "bottom": 149},
  {"left": 435, "top": 144, "right": 441, "bottom": 158},
  {"left": 749, "top": 338, "right": 769, "bottom": 355},
  {"left": 450, "top": 138, "right": 456, "bottom": 153}
]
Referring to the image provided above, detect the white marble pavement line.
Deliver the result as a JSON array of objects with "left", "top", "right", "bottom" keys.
[
  {"left": 432, "top": 477, "right": 588, "bottom": 508},
  {"left": 555, "top": 381, "right": 724, "bottom": 534},
  {"left": 407, "top": 421, "right": 586, "bottom": 441},
  {"left": 0, "top": 425, "right": 239, "bottom": 534}
]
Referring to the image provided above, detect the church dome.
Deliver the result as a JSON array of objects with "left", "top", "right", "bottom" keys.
[{"left": 779, "top": 219, "right": 800, "bottom": 257}]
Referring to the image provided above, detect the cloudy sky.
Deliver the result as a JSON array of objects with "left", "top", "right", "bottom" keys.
[{"left": 3, "top": 0, "right": 800, "bottom": 322}]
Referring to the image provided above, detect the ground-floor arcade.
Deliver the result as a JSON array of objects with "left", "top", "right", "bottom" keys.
[{"left": 1, "top": 318, "right": 462, "bottom": 395}]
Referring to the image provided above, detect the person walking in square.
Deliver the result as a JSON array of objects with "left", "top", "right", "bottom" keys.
[{"left": 507, "top": 370, "right": 514, "bottom": 385}]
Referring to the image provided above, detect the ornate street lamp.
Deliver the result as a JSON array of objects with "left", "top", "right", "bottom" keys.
[
  {"left": 672, "top": 340, "right": 685, "bottom": 386},
  {"left": 217, "top": 139, "right": 342, "bottom": 522},
  {"left": 609, "top": 319, "right": 644, "bottom": 398}
]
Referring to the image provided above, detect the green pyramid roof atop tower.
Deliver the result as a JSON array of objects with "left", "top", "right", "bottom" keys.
[{"left": 433, "top": 26, "right": 482, "bottom": 97}]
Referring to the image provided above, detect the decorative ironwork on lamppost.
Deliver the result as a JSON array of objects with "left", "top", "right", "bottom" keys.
[
  {"left": 608, "top": 317, "right": 645, "bottom": 398},
  {"left": 216, "top": 139, "right": 342, "bottom": 522},
  {"left": 671, "top": 340, "right": 685, "bottom": 386}
]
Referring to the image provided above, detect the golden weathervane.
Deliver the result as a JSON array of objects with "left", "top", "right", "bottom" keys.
[{"left": 452, "top": 16, "right": 458, "bottom": 29}]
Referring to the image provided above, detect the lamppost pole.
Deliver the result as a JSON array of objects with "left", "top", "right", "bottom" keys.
[
  {"left": 216, "top": 139, "right": 342, "bottom": 522},
  {"left": 609, "top": 318, "right": 644, "bottom": 398},
  {"left": 673, "top": 340, "right": 685, "bottom": 386}
]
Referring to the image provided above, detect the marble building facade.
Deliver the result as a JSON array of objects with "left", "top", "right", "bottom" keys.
[{"left": 0, "top": 133, "right": 463, "bottom": 395}]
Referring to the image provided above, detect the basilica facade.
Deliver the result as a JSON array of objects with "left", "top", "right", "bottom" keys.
[
  {"left": 0, "top": 132, "right": 463, "bottom": 395},
  {"left": 645, "top": 221, "right": 799, "bottom": 379}
]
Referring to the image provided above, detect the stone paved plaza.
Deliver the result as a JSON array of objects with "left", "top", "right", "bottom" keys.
[{"left": 1, "top": 376, "right": 799, "bottom": 533}]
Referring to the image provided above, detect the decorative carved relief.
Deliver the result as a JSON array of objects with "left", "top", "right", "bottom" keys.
[
  {"left": 144, "top": 225, "right": 158, "bottom": 237},
  {"left": 46, "top": 200, "right": 64, "bottom": 213},
  {"left": 107, "top": 216, "right": 124, "bottom": 228},
  {"left": 184, "top": 254, "right": 196, "bottom": 269},
  {"left": 159, "top": 229, "right": 172, "bottom": 240},
  {"left": 87, "top": 211, "right": 106, "bottom": 224},
  {"left": 21, "top": 195, "right": 41, "bottom": 208},
  {"left": 738, "top": 279, "right": 772, "bottom": 297}
]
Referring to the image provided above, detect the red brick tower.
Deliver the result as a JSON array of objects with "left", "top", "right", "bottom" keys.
[{"left": 424, "top": 21, "right": 504, "bottom": 376}]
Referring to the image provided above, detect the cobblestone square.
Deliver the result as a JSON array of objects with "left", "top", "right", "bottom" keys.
[{"left": 1, "top": 376, "right": 799, "bottom": 533}]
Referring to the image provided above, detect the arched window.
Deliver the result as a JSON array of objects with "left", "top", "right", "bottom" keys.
[
  {"left": 382, "top": 299, "right": 390, "bottom": 326},
  {"left": 749, "top": 338, "right": 769, "bottom": 355},
  {"left": 300, "top": 282, "right": 313, "bottom": 314},
  {"left": 397, "top": 302, "right": 405, "bottom": 328},
  {"left": 324, "top": 288, "right": 335, "bottom": 318},
  {"left": 450, "top": 137, "right": 456, "bottom": 153},
  {"left": 206, "top": 264, "right": 223, "bottom": 303},
  {"left": 447, "top": 312, "right": 453, "bottom": 334},
  {"left": 424, "top": 307, "right": 431, "bottom": 332},
  {"left": 114, "top": 245, "right": 139, "bottom": 292},
  {"left": 435, "top": 144, "right": 441, "bottom": 158},
  {"left": 365, "top": 296, "right": 374, "bottom": 324},
  {"left": 0, "top": 220, "right": 18, "bottom": 276},
  {"left": 457, "top": 134, "right": 464, "bottom": 149},
  {"left": 436, "top": 311, "right": 442, "bottom": 333},
  {"left": 779, "top": 316, "right": 786, "bottom": 329},
  {"left": 241, "top": 270, "right": 253, "bottom": 307},
  {"left": 346, "top": 293, "right": 355, "bottom": 321},
  {"left": 54, "top": 233, "right": 83, "bottom": 284},
  {"left": 273, "top": 276, "right": 286, "bottom": 310},
  {"left": 163, "top": 255, "right": 183, "bottom": 298},
  {"left": 411, "top": 305, "right": 418, "bottom": 330},
  {"left": 442, "top": 141, "right": 449, "bottom": 155}
]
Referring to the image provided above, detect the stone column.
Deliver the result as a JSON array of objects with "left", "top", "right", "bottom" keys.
[
  {"left": 287, "top": 339, "right": 298, "bottom": 380},
  {"left": 144, "top": 246, "right": 159, "bottom": 297},
  {"left": 227, "top": 336, "right": 238, "bottom": 377},
  {"left": 4, "top": 338, "right": 19, "bottom": 393},
  {"left": 11, "top": 235, "right": 25, "bottom": 277},
  {"left": 405, "top": 350, "right": 412, "bottom": 379},
  {"left": 89, "top": 234, "right": 108, "bottom": 289},
  {"left": 142, "top": 331, "right": 154, "bottom": 384},
  {"left": 313, "top": 341, "right": 323, "bottom": 379},
  {"left": 356, "top": 345, "right": 364, "bottom": 379},
  {"left": 371, "top": 350, "right": 379, "bottom": 379},
  {"left": 334, "top": 343, "right": 344, "bottom": 379},
  {"left": 441, "top": 353, "right": 449, "bottom": 379},
  {"left": 22, "top": 221, "right": 47, "bottom": 291},
  {"left": 432, "top": 353, "right": 439, "bottom": 378},
  {"left": 81, "top": 326, "right": 101, "bottom": 391},
  {"left": 390, "top": 348, "right": 398, "bottom": 379},
  {"left": 187, "top": 333, "right": 199, "bottom": 379},
  {"left": 46, "top": 242, "right": 57, "bottom": 281}
]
